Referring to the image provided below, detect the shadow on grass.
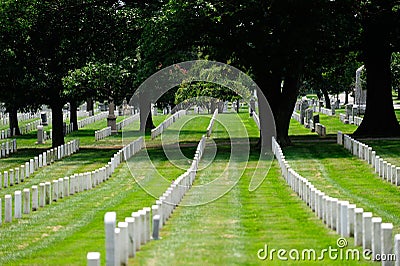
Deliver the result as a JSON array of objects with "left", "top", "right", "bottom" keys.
[
  {"left": 66, "top": 148, "right": 119, "bottom": 163},
  {"left": 136, "top": 138, "right": 264, "bottom": 164},
  {"left": 284, "top": 141, "right": 355, "bottom": 161}
]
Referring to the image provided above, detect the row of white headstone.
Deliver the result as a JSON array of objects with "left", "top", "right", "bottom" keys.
[
  {"left": 339, "top": 114, "right": 363, "bottom": 126},
  {"left": 319, "top": 107, "right": 334, "bottom": 116},
  {"left": 192, "top": 106, "right": 205, "bottom": 114},
  {"left": 64, "top": 123, "right": 74, "bottom": 135},
  {"left": 151, "top": 110, "right": 187, "bottom": 139},
  {"left": 339, "top": 132, "right": 400, "bottom": 186},
  {"left": 77, "top": 110, "right": 90, "bottom": 118},
  {"left": 0, "top": 140, "right": 80, "bottom": 190},
  {"left": 315, "top": 123, "right": 327, "bottom": 137},
  {"left": 95, "top": 127, "right": 112, "bottom": 141},
  {"left": 100, "top": 135, "right": 206, "bottom": 266},
  {"left": 252, "top": 111, "right": 260, "bottom": 130},
  {"left": 206, "top": 108, "right": 219, "bottom": 137},
  {"left": 77, "top": 112, "right": 108, "bottom": 129},
  {"left": 1, "top": 115, "right": 9, "bottom": 126},
  {"left": 0, "top": 137, "right": 144, "bottom": 227},
  {"left": 0, "top": 128, "right": 12, "bottom": 140},
  {"left": 291, "top": 111, "right": 326, "bottom": 137},
  {"left": 353, "top": 116, "right": 363, "bottom": 126},
  {"left": 19, "top": 119, "right": 42, "bottom": 135},
  {"left": 0, "top": 112, "right": 41, "bottom": 126},
  {"left": 0, "top": 139, "right": 17, "bottom": 158},
  {"left": 273, "top": 136, "right": 400, "bottom": 265},
  {"left": 306, "top": 104, "right": 335, "bottom": 116},
  {"left": 116, "top": 113, "right": 139, "bottom": 131}
]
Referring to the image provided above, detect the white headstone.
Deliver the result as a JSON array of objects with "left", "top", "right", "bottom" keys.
[
  {"left": 105, "top": 212, "right": 118, "bottom": 266},
  {"left": 138, "top": 210, "right": 146, "bottom": 245},
  {"left": 131, "top": 212, "right": 141, "bottom": 251},
  {"left": 118, "top": 222, "right": 129, "bottom": 265},
  {"left": 9, "top": 169, "right": 14, "bottom": 186},
  {"left": 381, "top": 223, "right": 393, "bottom": 266},
  {"left": 37, "top": 125, "right": 44, "bottom": 144},
  {"left": 152, "top": 215, "right": 161, "bottom": 240},
  {"left": 5, "top": 194, "right": 12, "bottom": 222},
  {"left": 15, "top": 168, "right": 20, "bottom": 184},
  {"left": 14, "top": 191, "right": 22, "bottom": 219},
  {"left": 354, "top": 208, "right": 364, "bottom": 246},
  {"left": 394, "top": 234, "right": 400, "bottom": 266},
  {"left": 87, "top": 252, "right": 100, "bottom": 266},
  {"left": 372, "top": 217, "right": 382, "bottom": 260},
  {"left": 125, "top": 217, "right": 136, "bottom": 257},
  {"left": 39, "top": 183, "right": 45, "bottom": 207},
  {"left": 52, "top": 180, "right": 58, "bottom": 202},
  {"left": 23, "top": 188, "right": 30, "bottom": 214},
  {"left": 29, "top": 186, "right": 37, "bottom": 213},
  {"left": 4, "top": 171, "right": 8, "bottom": 188},
  {"left": 362, "top": 212, "right": 373, "bottom": 250},
  {"left": 45, "top": 182, "right": 51, "bottom": 204}
]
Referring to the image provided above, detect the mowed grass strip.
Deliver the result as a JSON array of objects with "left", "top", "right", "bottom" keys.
[
  {"left": 132, "top": 112, "right": 371, "bottom": 265},
  {"left": 0, "top": 148, "right": 118, "bottom": 199},
  {"left": 0, "top": 160, "right": 170, "bottom": 265},
  {"left": 284, "top": 141, "right": 400, "bottom": 236}
]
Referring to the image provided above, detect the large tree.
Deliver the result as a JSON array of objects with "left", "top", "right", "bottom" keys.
[
  {"left": 302, "top": 52, "right": 361, "bottom": 108},
  {"left": 354, "top": 1, "right": 400, "bottom": 137},
  {"left": 0, "top": 0, "right": 41, "bottom": 135},
  {"left": 63, "top": 59, "right": 136, "bottom": 113},
  {"left": 9, "top": 0, "right": 137, "bottom": 147},
  {"left": 138, "top": 0, "right": 358, "bottom": 146},
  {"left": 393, "top": 52, "right": 400, "bottom": 99}
]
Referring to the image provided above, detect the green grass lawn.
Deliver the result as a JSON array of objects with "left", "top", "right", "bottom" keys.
[
  {"left": 1, "top": 109, "right": 395, "bottom": 265},
  {"left": 319, "top": 114, "right": 357, "bottom": 135},
  {"left": 0, "top": 113, "right": 207, "bottom": 265},
  {"left": 131, "top": 112, "right": 373, "bottom": 265}
]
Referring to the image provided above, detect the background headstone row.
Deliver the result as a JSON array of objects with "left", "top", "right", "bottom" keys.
[
  {"left": 338, "top": 132, "right": 400, "bottom": 187},
  {"left": 206, "top": 109, "right": 219, "bottom": 137},
  {"left": 0, "top": 137, "right": 144, "bottom": 227},
  {"left": 0, "top": 140, "right": 80, "bottom": 189},
  {"left": 151, "top": 110, "right": 187, "bottom": 139},
  {"left": 0, "top": 139, "right": 17, "bottom": 158}
]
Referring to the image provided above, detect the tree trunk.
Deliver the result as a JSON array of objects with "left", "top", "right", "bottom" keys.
[
  {"left": 397, "top": 88, "right": 400, "bottom": 100},
  {"left": 354, "top": 48, "right": 400, "bottom": 136},
  {"left": 139, "top": 93, "right": 154, "bottom": 133},
  {"left": 276, "top": 74, "right": 301, "bottom": 146},
  {"left": 345, "top": 90, "right": 349, "bottom": 105},
  {"left": 70, "top": 101, "right": 78, "bottom": 131},
  {"left": 87, "top": 97, "right": 94, "bottom": 115},
  {"left": 236, "top": 99, "right": 240, "bottom": 113},
  {"left": 321, "top": 87, "right": 331, "bottom": 109},
  {"left": 354, "top": 13, "right": 400, "bottom": 137},
  {"left": 255, "top": 73, "right": 281, "bottom": 147},
  {"left": 210, "top": 100, "right": 216, "bottom": 113},
  {"left": 9, "top": 106, "right": 21, "bottom": 136},
  {"left": 50, "top": 101, "right": 65, "bottom": 148},
  {"left": 257, "top": 87, "right": 276, "bottom": 150}
]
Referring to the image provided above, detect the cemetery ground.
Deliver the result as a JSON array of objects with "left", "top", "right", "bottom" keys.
[{"left": 1, "top": 107, "right": 400, "bottom": 264}]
